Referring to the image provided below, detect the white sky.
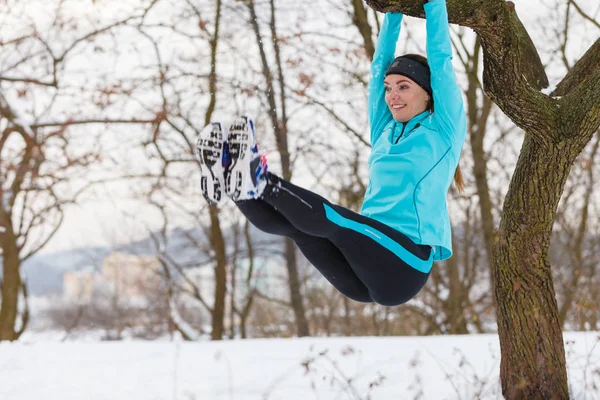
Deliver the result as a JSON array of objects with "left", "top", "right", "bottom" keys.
[{"left": 31, "top": 0, "right": 600, "bottom": 254}]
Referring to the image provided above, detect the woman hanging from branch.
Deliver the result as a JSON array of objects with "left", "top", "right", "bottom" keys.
[{"left": 197, "top": 0, "right": 466, "bottom": 306}]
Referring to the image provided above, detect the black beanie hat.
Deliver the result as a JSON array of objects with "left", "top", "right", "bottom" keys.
[{"left": 385, "top": 56, "right": 432, "bottom": 95}]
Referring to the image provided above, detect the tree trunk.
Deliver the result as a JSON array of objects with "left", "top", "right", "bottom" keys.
[
  {"left": 228, "top": 261, "right": 236, "bottom": 340},
  {"left": 444, "top": 245, "right": 468, "bottom": 334},
  {"left": 239, "top": 291, "right": 255, "bottom": 340},
  {"left": 485, "top": 31, "right": 599, "bottom": 400},
  {"left": 465, "top": 37, "right": 495, "bottom": 266},
  {"left": 0, "top": 221, "right": 20, "bottom": 341},
  {"left": 246, "top": 0, "right": 309, "bottom": 336},
  {"left": 283, "top": 239, "right": 310, "bottom": 336},
  {"left": 203, "top": 0, "right": 227, "bottom": 341},
  {"left": 343, "top": 296, "right": 352, "bottom": 336},
  {"left": 15, "top": 282, "right": 29, "bottom": 339},
  {"left": 237, "top": 220, "right": 257, "bottom": 340},
  {"left": 204, "top": 0, "right": 221, "bottom": 122},
  {"left": 493, "top": 137, "right": 575, "bottom": 398},
  {"left": 351, "top": 0, "right": 375, "bottom": 61},
  {"left": 557, "top": 132, "right": 599, "bottom": 326},
  {"left": 240, "top": 313, "right": 248, "bottom": 339},
  {"left": 209, "top": 206, "right": 227, "bottom": 340}
]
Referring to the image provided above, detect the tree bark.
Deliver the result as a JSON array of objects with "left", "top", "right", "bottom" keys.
[
  {"left": 444, "top": 244, "right": 468, "bottom": 334},
  {"left": 15, "top": 282, "right": 30, "bottom": 339},
  {"left": 494, "top": 138, "right": 575, "bottom": 398},
  {"left": 464, "top": 36, "right": 495, "bottom": 266},
  {"left": 210, "top": 206, "right": 227, "bottom": 340},
  {"left": 365, "top": 1, "right": 600, "bottom": 397},
  {"left": 0, "top": 219, "right": 20, "bottom": 341},
  {"left": 351, "top": 0, "right": 376, "bottom": 61},
  {"left": 284, "top": 239, "right": 309, "bottom": 336},
  {"left": 204, "top": 0, "right": 227, "bottom": 341},
  {"left": 0, "top": 104, "right": 39, "bottom": 342},
  {"left": 0, "top": 0, "right": 163, "bottom": 342},
  {"left": 462, "top": 34, "right": 496, "bottom": 323},
  {"left": 236, "top": 220, "right": 257, "bottom": 339},
  {"left": 557, "top": 133, "right": 599, "bottom": 325}
]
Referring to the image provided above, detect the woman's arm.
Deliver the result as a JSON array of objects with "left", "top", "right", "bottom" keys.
[
  {"left": 425, "top": 0, "right": 466, "bottom": 143},
  {"left": 369, "top": 12, "right": 402, "bottom": 145}
]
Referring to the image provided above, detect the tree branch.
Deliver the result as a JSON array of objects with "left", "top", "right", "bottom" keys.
[
  {"left": 557, "top": 67, "right": 600, "bottom": 141},
  {"left": 569, "top": 0, "right": 600, "bottom": 29},
  {"left": 300, "top": 93, "right": 370, "bottom": 147},
  {"left": 352, "top": 0, "right": 376, "bottom": 60},
  {"left": 31, "top": 118, "right": 159, "bottom": 129},
  {"left": 551, "top": 39, "right": 600, "bottom": 138},
  {"left": 254, "top": 289, "right": 291, "bottom": 308},
  {"left": 14, "top": 282, "right": 29, "bottom": 339},
  {"left": 552, "top": 39, "right": 600, "bottom": 97},
  {"left": 0, "top": 76, "right": 57, "bottom": 87}
]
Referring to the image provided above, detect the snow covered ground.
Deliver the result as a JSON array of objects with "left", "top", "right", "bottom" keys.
[{"left": 1, "top": 332, "right": 598, "bottom": 400}]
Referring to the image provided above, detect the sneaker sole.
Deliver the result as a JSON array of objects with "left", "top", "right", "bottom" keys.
[
  {"left": 226, "top": 116, "right": 256, "bottom": 200},
  {"left": 197, "top": 122, "right": 226, "bottom": 206}
]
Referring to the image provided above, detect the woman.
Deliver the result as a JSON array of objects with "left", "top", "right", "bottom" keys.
[{"left": 197, "top": 0, "right": 466, "bottom": 306}]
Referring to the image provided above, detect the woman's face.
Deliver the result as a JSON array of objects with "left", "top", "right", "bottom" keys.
[{"left": 384, "top": 74, "right": 430, "bottom": 123}]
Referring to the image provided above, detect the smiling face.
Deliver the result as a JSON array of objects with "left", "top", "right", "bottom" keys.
[{"left": 384, "top": 74, "right": 431, "bottom": 123}]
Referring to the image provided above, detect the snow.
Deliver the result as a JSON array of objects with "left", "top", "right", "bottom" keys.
[
  {"left": 168, "top": 298, "right": 201, "bottom": 341},
  {"left": 13, "top": 117, "right": 35, "bottom": 137},
  {"left": 1, "top": 332, "right": 598, "bottom": 399}
]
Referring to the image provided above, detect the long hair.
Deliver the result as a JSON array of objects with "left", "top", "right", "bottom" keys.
[{"left": 402, "top": 54, "right": 465, "bottom": 193}]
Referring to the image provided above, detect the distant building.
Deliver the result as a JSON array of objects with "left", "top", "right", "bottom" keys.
[
  {"left": 63, "top": 251, "right": 287, "bottom": 305},
  {"left": 63, "top": 267, "right": 98, "bottom": 299},
  {"left": 102, "top": 252, "right": 162, "bottom": 299},
  {"left": 183, "top": 257, "right": 288, "bottom": 306},
  {"left": 62, "top": 252, "right": 162, "bottom": 302}
]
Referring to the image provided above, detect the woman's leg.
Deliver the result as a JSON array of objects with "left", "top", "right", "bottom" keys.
[
  {"left": 210, "top": 116, "right": 429, "bottom": 305},
  {"left": 235, "top": 199, "right": 373, "bottom": 302},
  {"left": 197, "top": 118, "right": 372, "bottom": 302},
  {"left": 260, "top": 174, "right": 433, "bottom": 306}
]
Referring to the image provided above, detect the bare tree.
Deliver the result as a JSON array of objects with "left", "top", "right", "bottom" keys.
[
  {"left": 351, "top": 0, "right": 376, "bottom": 60},
  {"left": 201, "top": 0, "right": 228, "bottom": 341},
  {"left": 242, "top": 0, "right": 310, "bottom": 337},
  {"left": 0, "top": 2, "right": 159, "bottom": 341},
  {"left": 230, "top": 220, "right": 260, "bottom": 339},
  {"left": 122, "top": 0, "right": 234, "bottom": 341},
  {"left": 541, "top": 0, "right": 600, "bottom": 331}
]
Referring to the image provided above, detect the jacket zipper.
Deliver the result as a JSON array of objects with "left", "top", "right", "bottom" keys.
[{"left": 394, "top": 122, "right": 421, "bottom": 144}]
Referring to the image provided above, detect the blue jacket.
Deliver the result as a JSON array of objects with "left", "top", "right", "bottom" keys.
[{"left": 360, "top": 0, "right": 467, "bottom": 263}]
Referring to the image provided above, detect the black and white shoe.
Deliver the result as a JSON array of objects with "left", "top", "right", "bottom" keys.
[
  {"left": 226, "top": 116, "right": 268, "bottom": 201},
  {"left": 196, "top": 122, "right": 229, "bottom": 206}
]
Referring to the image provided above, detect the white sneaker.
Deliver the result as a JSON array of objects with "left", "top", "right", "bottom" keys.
[
  {"left": 196, "top": 122, "right": 228, "bottom": 206},
  {"left": 226, "top": 116, "right": 268, "bottom": 201}
]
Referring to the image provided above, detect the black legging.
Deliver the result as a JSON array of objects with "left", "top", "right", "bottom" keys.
[{"left": 236, "top": 173, "right": 432, "bottom": 306}]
